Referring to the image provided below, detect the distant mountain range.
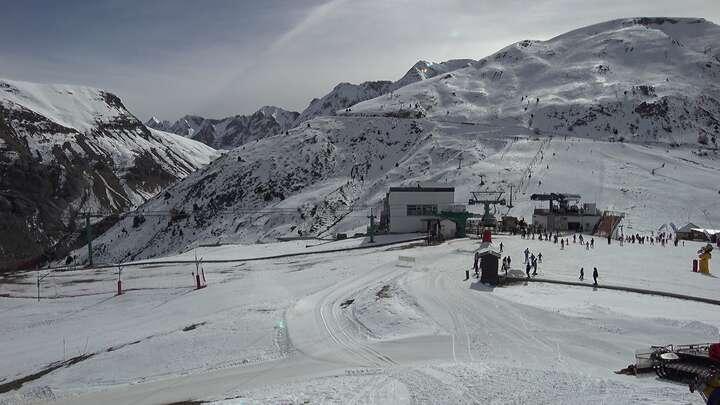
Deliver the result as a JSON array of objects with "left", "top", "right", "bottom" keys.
[
  {"left": 146, "top": 59, "right": 475, "bottom": 148},
  {"left": 145, "top": 106, "right": 299, "bottom": 149}
]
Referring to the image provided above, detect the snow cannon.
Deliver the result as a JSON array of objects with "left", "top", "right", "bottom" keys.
[
  {"left": 618, "top": 343, "right": 720, "bottom": 404},
  {"left": 698, "top": 244, "right": 713, "bottom": 275}
]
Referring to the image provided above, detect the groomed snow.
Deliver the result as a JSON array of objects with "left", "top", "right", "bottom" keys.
[{"left": 1, "top": 233, "right": 717, "bottom": 404}]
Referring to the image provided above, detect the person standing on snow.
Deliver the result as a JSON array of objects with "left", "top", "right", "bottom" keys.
[
  {"left": 579, "top": 267, "right": 584, "bottom": 280},
  {"left": 561, "top": 239, "right": 565, "bottom": 250},
  {"left": 499, "top": 242, "right": 504, "bottom": 252},
  {"left": 531, "top": 256, "right": 538, "bottom": 276},
  {"left": 593, "top": 267, "right": 599, "bottom": 286},
  {"left": 590, "top": 238, "right": 594, "bottom": 248},
  {"left": 586, "top": 241, "right": 590, "bottom": 250},
  {"left": 524, "top": 248, "right": 530, "bottom": 264},
  {"left": 538, "top": 252, "right": 543, "bottom": 263},
  {"left": 526, "top": 262, "right": 531, "bottom": 278},
  {"left": 473, "top": 251, "right": 480, "bottom": 278}
]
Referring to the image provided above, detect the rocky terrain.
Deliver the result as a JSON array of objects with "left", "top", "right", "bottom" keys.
[{"left": 0, "top": 79, "right": 218, "bottom": 269}]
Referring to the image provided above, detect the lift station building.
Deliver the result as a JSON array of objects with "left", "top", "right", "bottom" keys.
[
  {"left": 382, "top": 186, "right": 463, "bottom": 237},
  {"left": 530, "top": 193, "right": 617, "bottom": 234}
]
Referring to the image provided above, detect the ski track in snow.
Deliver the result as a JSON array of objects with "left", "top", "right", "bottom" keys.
[{"left": 2, "top": 235, "right": 717, "bottom": 404}]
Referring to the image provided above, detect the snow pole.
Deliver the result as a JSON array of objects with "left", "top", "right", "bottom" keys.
[
  {"left": 118, "top": 266, "right": 122, "bottom": 295},
  {"left": 201, "top": 268, "right": 206, "bottom": 284}
]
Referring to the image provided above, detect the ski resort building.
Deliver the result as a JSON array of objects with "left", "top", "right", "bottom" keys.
[
  {"left": 676, "top": 223, "right": 720, "bottom": 242},
  {"left": 530, "top": 193, "right": 623, "bottom": 235},
  {"left": 382, "top": 186, "right": 462, "bottom": 236}
]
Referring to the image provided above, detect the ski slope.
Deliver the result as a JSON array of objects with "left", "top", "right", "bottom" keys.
[
  {"left": 1, "top": 234, "right": 718, "bottom": 404},
  {"left": 84, "top": 115, "right": 720, "bottom": 264}
]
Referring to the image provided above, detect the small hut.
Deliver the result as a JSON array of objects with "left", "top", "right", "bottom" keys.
[{"left": 479, "top": 248, "right": 501, "bottom": 285}]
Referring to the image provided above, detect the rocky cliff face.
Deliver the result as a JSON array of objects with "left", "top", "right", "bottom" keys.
[{"left": 0, "top": 79, "right": 218, "bottom": 269}]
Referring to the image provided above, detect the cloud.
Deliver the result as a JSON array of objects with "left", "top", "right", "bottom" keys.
[{"left": 269, "top": 0, "right": 350, "bottom": 53}]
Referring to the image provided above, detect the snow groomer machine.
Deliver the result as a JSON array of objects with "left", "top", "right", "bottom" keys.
[{"left": 617, "top": 343, "right": 720, "bottom": 404}]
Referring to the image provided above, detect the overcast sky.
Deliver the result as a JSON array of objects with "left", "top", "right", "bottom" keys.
[{"left": 2, "top": 0, "right": 718, "bottom": 121}]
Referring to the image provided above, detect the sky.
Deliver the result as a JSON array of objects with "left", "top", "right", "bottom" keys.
[{"left": 1, "top": 0, "right": 719, "bottom": 121}]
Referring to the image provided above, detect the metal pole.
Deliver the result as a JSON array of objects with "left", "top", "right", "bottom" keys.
[{"left": 368, "top": 208, "right": 375, "bottom": 243}]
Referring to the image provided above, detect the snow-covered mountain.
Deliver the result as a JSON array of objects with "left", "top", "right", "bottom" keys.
[
  {"left": 146, "top": 106, "right": 299, "bottom": 149},
  {"left": 0, "top": 78, "right": 218, "bottom": 268},
  {"left": 294, "top": 59, "right": 475, "bottom": 124},
  {"left": 85, "top": 17, "right": 720, "bottom": 264},
  {"left": 347, "top": 18, "right": 720, "bottom": 144}
]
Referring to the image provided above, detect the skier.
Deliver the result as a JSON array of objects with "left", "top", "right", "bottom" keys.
[
  {"left": 586, "top": 241, "right": 590, "bottom": 250},
  {"left": 507, "top": 256, "right": 512, "bottom": 269},
  {"left": 593, "top": 267, "right": 599, "bottom": 286},
  {"left": 526, "top": 262, "right": 532, "bottom": 278},
  {"left": 573, "top": 234, "right": 577, "bottom": 244},
  {"left": 538, "top": 252, "right": 543, "bottom": 263},
  {"left": 590, "top": 238, "right": 594, "bottom": 248},
  {"left": 524, "top": 248, "right": 530, "bottom": 264},
  {"left": 561, "top": 239, "right": 565, "bottom": 250},
  {"left": 579, "top": 267, "right": 584, "bottom": 280},
  {"left": 531, "top": 255, "right": 538, "bottom": 276},
  {"left": 499, "top": 242, "right": 504, "bottom": 252}
]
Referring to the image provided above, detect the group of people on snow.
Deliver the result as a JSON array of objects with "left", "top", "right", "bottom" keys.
[
  {"left": 619, "top": 231, "right": 678, "bottom": 247},
  {"left": 523, "top": 248, "right": 542, "bottom": 278}
]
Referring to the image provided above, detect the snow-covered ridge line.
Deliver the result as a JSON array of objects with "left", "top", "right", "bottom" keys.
[{"left": 145, "top": 106, "right": 300, "bottom": 149}]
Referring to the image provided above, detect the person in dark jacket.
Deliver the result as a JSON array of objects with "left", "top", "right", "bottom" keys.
[
  {"left": 579, "top": 267, "right": 584, "bottom": 280},
  {"left": 593, "top": 267, "right": 599, "bottom": 286},
  {"left": 526, "top": 262, "right": 531, "bottom": 278}
]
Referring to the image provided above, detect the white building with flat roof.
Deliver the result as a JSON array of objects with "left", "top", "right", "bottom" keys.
[{"left": 383, "top": 186, "right": 456, "bottom": 233}]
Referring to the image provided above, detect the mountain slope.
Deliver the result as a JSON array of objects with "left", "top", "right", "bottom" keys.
[
  {"left": 0, "top": 78, "right": 218, "bottom": 268},
  {"left": 294, "top": 59, "right": 475, "bottom": 124},
  {"left": 146, "top": 106, "right": 299, "bottom": 149},
  {"left": 86, "top": 17, "right": 720, "bottom": 264},
  {"left": 347, "top": 18, "right": 720, "bottom": 144}
]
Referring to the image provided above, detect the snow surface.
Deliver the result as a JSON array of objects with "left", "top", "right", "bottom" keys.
[{"left": 1, "top": 234, "right": 718, "bottom": 404}]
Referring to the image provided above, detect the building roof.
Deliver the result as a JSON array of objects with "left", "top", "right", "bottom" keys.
[
  {"left": 677, "top": 222, "right": 699, "bottom": 233},
  {"left": 691, "top": 228, "right": 720, "bottom": 235},
  {"left": 389, "top": 186, "right": 454, "bottom": 192}
]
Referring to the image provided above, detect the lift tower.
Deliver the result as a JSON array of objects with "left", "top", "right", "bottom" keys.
[{"left": 468, "top": 190, "right": 506, "bottom": 228}]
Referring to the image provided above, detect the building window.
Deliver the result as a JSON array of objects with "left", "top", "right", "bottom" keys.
[
  {"left": 407, "top": 204, "right": 437, "bottom": 216},
  {"left": 407, "top": 205, "right": 421, "bottom": 216},
  {"left": 422, "top": 204, "right": 438, "bottom": 215}
]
